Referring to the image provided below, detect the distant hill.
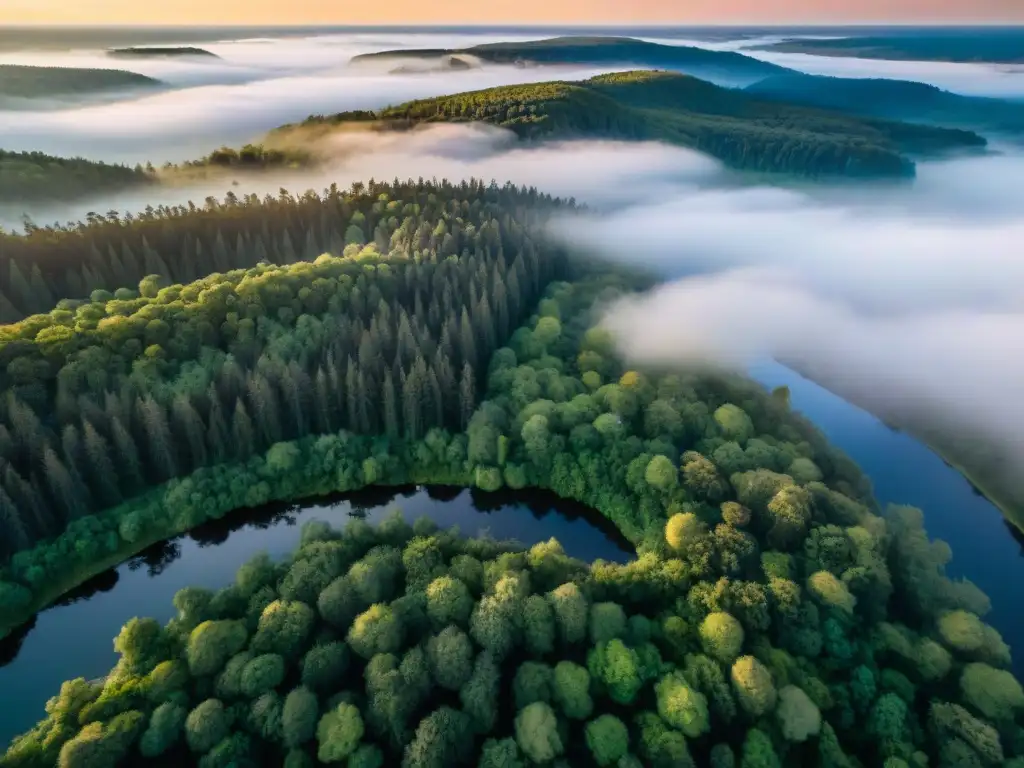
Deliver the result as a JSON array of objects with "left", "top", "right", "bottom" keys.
[
  {"left": 107, "top": 46, "right": 220, "bottom": 59},
  {"left": 0, "top": 64, "right": 162, "bottom": 99},
  {"left": 287, "top": 70, "right": 986, "bottom": 179},
  {"left": 746, "top": 73, "right": 1024, "bottom": 135},
  {"left": 0, "top": 150, "right": 154, "bottom": 205},
  {"left": 350, "top": 36, "right": 791, "bottom": 86},
  {"left": 753, "top": 32, "right": 1024, "bottom": 64}
]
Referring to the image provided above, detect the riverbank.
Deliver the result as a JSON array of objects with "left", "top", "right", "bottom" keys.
[
  {"left": 0, "top": 448, "right": 646, "bottom": 642},
  {"left": 784, "top": 361, "right": 1024, "bottom": 536},
  {"left": 0, "top": 465, "right": 468, "bottom": 640},
  {"left": 0, "top": 485, "right": 634, "bottom": 750}
]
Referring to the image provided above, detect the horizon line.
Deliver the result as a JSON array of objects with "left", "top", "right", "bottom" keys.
[{"left": 2, "top": 21, "right": 1023, "bottom": 28}]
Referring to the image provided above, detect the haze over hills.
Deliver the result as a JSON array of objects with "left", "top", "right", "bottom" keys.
[
  {"left": 0, "top": 68, "right": 989, "bottom": 209},
  {"left": 0, "top": 64, "right": 163, "bottom": 100},
  {"left": 3, "top": 23, "right": 1024, "bottom": 768},
  {"left": 746, "top": 73, "right": 1024, "bottom": 135},
  {"left": 351, "top": 36, "right": 792, "bottom": 86},
  {"left": 276, "top": 70, "right": 987, "bottom": 178},
  {"left": 107, "top": 47, "right": 220, "bottom": 59},
  {"left": 754, "top": 30, "right": 1024, "bottom": 64}
]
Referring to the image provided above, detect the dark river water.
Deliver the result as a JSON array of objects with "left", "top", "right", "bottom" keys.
[
  {"left": 752, "top": 362, "right": 1024, "bottom": 681},
  {"left": 1, "top": 364, "right": 1022, "bottom": 749},
  {"left": 0, "top": 486, "right": 632, "bottom": 748}
]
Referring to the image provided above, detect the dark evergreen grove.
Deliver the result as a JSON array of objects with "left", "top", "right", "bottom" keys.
[
  {"left": 0, "top": 181, "right": 1022, "bottom": 767},
  {"left": 0, "top": 180, "right": 567, "bottom": 553}
]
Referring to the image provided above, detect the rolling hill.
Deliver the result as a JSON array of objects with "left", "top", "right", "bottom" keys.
[
  {"left": 0, "top": 64, "right": 163, "bottom": 99},
  {"left": 350, "top": 35, "right": 792, "bottom": 86},
  {"left": 107, "top": 46, "right": 220, "bottom": 59},
  {"left": 746, "top": 73, "right": 1024, "bottom": 135},
  {"left": 286, "top": 70, "right": 987, "bottom": 179},
  {"left": 0, "top": 150, "right": 154, "bottom": 205},
  {"left": 753, "top": 31, "right": 1024, "bottom": 64},
  {"left": 3, "top": 69, "right": 989, "bottom": 207}
]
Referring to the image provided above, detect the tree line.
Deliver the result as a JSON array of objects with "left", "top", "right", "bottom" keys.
[
  {"left": 0, "top": 181, "right": 571, "bottom": 560},
  {"left": 2, "top": 274, "right": 1021, "bottom": 767}
]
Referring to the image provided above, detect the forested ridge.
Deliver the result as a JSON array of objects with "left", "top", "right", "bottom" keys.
[
  {"left": 0, "top": 150, "right": 153, "bottom": 206},
  {"left": 1, "top": 67, "right": 989, "bottom": 207},
  {"left": 107, "top": 47, "right": 219, "bottom": 58},
  {"left": 0, "top": 64, "right": 162, "bottom": 99},
  {"left": 1, "top": 180, "right": 1023, "bottom": 767},
  {"left": 745, "top": 74, "right": 1024, "bottom": 134},
  {"left": 350, "top": 36, "right": 789, "bottom": 82},
  {"left": 285, "top": 71, "right": 986, "bottom": 179},
  {"left": 753, "top": 34, "right": 1024, "bottom": 65},
  {"left": 0, "top": 180, "right": 569, "bottom": 561}
]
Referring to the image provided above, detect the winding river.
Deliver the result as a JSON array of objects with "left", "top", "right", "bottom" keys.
[
  {"left": 0, "top": 486, "right": 632, "bottom": 748},
  {"left": 1, "top": 364, "right": 1022, "bottom": 749}
]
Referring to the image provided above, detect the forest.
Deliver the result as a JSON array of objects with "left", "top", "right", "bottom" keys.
[
  {"left": 1, "top": 180, "right": 1023, "bottom": 767},
  {"left": 0, "top": 64, "right": 162, "bottom": 99},
  {"left": 289, "top": 71, "right": 986, "bottom": 179},
  {"left": 1, "top": 65, "right": 992, "bottom": 207}
]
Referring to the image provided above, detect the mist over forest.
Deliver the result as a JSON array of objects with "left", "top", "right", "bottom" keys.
[
  {"left": 3, "top": 29, "right": 1022, "bottom": 495},
  {"left": 3, "top": 25, "right": 1024, "bottom": 768}
]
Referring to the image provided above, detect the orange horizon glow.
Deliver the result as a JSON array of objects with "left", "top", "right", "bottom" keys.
[{"left": 2, "top": 0, "right": 1023, "bottom": 26}]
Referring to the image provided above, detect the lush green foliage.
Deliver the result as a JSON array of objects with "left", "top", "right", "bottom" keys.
[
  {"left": 301, "top": 70, "right": 984, "bottom": 179},
  {"left": 3, "top": 243, "right": 1023, "bottom": 765},
  {"left": 0, "top": 182, "right": 568, "bottom": 566}
]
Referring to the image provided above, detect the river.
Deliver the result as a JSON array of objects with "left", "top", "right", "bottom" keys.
[
  {"left": 1, "top": 366, "right": 1023, "bottom": 750},
  {"left": 0, "top": 485, "right": 632, "bottom": 749},
  {"left": 751, "top": 361, "right": 1024, "bottom": 682}
]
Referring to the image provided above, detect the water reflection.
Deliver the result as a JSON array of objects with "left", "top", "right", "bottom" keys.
[
  {"left": 752, "top": 361, "right": 1024, "bottom": 681},
  {"left": 0, "top": 485, "right": 630, "bottom": 749}
]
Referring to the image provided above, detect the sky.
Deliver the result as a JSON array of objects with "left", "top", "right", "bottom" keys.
[{"left": 2, "top": 0, "right": 1023, "bottom": 25}]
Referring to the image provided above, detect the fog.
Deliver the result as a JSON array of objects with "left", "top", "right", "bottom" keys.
[
  {"left": 641, "top": 35, "right": 1024, "bottom": 98},
  {"left": 4, "top": 27, "right": 1021, "bottom": 483},
  {"left": 0, "top": 30, "right": 612, "bottom": 165},
  {"left": 5, "top": 124, "right": 721, "bottom": 229},
  {"left": 544, "top": 143, "right": 1024, "bottom": 484},
  {"left": 0, "top": 62, "right": 610, "bottom": 166}
]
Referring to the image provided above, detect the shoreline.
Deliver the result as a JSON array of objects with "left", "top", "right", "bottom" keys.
[{"left": 783, "top": 362, "right": 1024, "bottom": 536}]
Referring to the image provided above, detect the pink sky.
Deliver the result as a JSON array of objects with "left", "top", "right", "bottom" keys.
[{"left": 3, "top": 0, "right": 1023, "bottom": 25}]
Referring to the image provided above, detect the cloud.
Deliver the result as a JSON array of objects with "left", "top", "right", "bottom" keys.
[
  {"left": 554, "top": 165, "right": 1024, "bottom": 314},
  {"left": 546, "top": 146, "right": 1024, "bottom": 487},
  {"left": 0, "top": 30, "right": 625, "bottom": 165},
  {"left": 6, "top": 125, "right": 720, "bottom": 229},
  {"left": 0, "top": 60, "right": 616, "bottom": 165},
  {"left": 639, "top": 34, "right": 1024, "bottom": 98}
]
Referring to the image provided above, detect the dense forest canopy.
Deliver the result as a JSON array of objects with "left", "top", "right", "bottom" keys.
[
  {"left": 0, "top": 64, "right": 162, "bottom": 99},
  {"left": 0, "top": 179, "right": 571, "bottom": 560},
  {"left": 1, "top": 180, "right": 1023, "bottom": 767},
  {"left": 0, "top": 150, "right": 153, "bottom": 206},
  {"left": 350, "top": 36, "right": 790, "bottom": 85},
  {"left": 294, "top": 71, "right": 984, "bottom": 179}
]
